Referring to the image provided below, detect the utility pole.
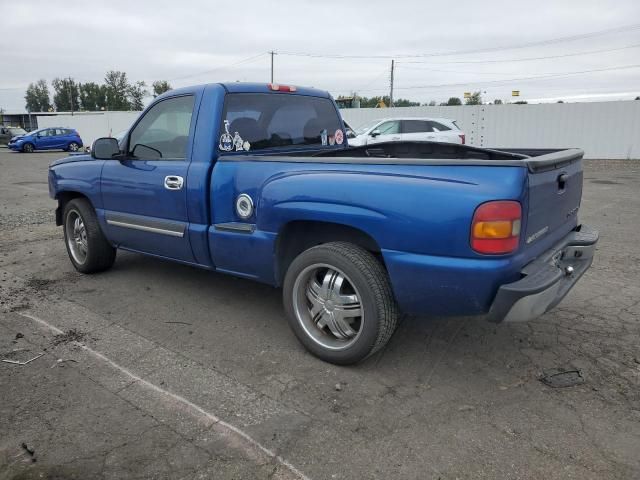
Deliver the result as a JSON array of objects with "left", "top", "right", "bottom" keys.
[
  {"left": 389, "top": 59, "right": 395, "bottom": 107},
  {"left": 68, "top": 77, "right": 74, "bottom": 115},
  {"left": 269, "top": 51, "right": 276, "bottom": 83}
]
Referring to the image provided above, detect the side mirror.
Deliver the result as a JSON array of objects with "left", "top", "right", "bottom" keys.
[
  {"left": 92, "top": 137, "right": 120, "bottom": 159},
  {"left": 370, "top": 130, "right": 381, "bottom": 138}
]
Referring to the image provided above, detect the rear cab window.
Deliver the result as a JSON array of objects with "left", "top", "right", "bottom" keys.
[{"left": 219, "top": 93, "right": 345, "bottom": 153}]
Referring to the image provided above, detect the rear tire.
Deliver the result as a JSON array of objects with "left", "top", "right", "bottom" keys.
[
  {"left": 68, "top": 142, "right": 79, "bottom": 152},
  {"left": 22, "top": 143, "right": 34, "bottom": 153},
  {"left": 283, "top": 242, "right": 399, "bottom": 365},
  {"left": 63, "top": 198, "right": 116, "bottom": 273}
]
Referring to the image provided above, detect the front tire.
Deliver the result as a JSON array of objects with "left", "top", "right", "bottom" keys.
[
  {"left": 283, "top": 242, "right": 399, "bottom": 365},
  {"left": 22, "top": 143, "right": 34, "bottom": 153},
  {"left": 63, "top": 198, "right": 116, "bottom": 273}
]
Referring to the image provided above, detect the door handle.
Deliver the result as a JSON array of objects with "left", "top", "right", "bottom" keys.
[
  {"left": 164, "top": 175, "right": 184, "bottom": 190},
  {"left": 391, "top": 136, "right": 401, "bottom": 141}
]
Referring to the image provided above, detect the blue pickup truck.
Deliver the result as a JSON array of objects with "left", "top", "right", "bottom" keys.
[{"left": 48, "top": 82, "right": 598, "bottom": 364}]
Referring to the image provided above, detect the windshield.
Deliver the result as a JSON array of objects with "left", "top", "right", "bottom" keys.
[
  {"left": 219, "top": 93, "right": 344, "bottom": 152},
  {"left": 354, "top": 119, "right": 382, "bottom": 136},
  {"left": 8, "top": 127, "right": 27, "bottom": 135}
]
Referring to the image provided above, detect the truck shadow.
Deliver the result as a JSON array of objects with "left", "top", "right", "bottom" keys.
[{"left": 85, "top": 250, "right": 547, "bottom": 391}]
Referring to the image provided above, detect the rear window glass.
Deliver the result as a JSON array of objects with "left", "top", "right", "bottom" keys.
[
  {"left": 430, "top": 121, "right": 451, "bottom": 132},
  {"left": 403, "top": 120, "right": 432, "bottom": 134},
  {"left": 219, "top": 93, "right": 344, "bottom": 152}
]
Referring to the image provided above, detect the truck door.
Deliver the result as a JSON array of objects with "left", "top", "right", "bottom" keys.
[{"left": 100, "top": 94, "right": 196, "bottom": 262}]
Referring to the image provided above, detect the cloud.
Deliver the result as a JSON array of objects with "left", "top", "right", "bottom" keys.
[{"left": 1, "top": 0, "right": 639, "bottom": 111}]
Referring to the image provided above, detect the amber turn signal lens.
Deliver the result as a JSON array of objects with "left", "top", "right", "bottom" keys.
[{"left": 471, "top": 201, "right": 522, "bottom": 254}]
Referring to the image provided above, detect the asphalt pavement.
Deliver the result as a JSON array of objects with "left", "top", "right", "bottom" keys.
[{"left": 1, "top": 149, "right": 639, "bottom": 479}]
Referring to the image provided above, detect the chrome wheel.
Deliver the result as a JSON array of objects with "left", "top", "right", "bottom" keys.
[
  {"left": 69, "top": 142, "right": 79, "bottom": 152},
  {"left": 292, "top": 263, "right": 364, "bottom": 350},
  {"left": 65, "top": 210, "right": 88, "bottom": 264}
]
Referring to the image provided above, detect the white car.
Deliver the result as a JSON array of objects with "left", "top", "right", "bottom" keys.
[{"left": 348, "top": 117, "right": 465, "bottom": 147}]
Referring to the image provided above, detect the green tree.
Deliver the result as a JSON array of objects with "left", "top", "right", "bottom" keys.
[
  {"left": 24, "top": 79, "right": 51, "bottom": 112},
  {"left": 79, "top": 82, "right": 107, "bottom": 111},
  {"left": 446, "top": 97, "right": 462, "bottom": 106},
  {"left": 393, "top": 98, "right": 420, "bottom": 107},
  {"left": 513, "top": 100, "right": 528, "bottom": 104},
  {"left": 464, "top": 91, "right": 482, "bottom": 105},
  {"left": 52, "top": 78, "right": 80, "bottom": 111},
  {"left": 152, "top": 80, "right": 172, "bottom": 97},
  {"left": 355, "top": 96, "right": 387, "bottom": 108},
  {"left": 128, "top": 81, "right": 148, "bottom": 110},
  {"left": 104, "top": 70, "right": 131, "bottom": 110},
  {"left": 354, "top": 96, "right": 418, "bottom": 108},
  {"left": 493, "top": 99, "right": 503, "bottom": 105},
  {"left": 426, "top": 100, "right": 437, "bottom": 106}
]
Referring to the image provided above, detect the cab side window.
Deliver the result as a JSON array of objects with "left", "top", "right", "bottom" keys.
[
  {"left": 376, "top": 121, "right": 400, "bottom": 134},
  {"left": 128, "top": 95, "right": 195, "bottom": 160}
]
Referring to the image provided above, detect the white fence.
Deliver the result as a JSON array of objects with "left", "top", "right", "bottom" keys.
[
  {"left": 37, "top": 111, "right": 140, "bottom": 147},
  {"left": 340, "top": 101, "right": 640, "bottom": 160},
  {"left": 36, "top": 101, "right": 640, "bottom": 159}
]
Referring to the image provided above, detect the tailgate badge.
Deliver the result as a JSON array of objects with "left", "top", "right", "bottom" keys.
[{"left": 526, "top": 226, "right": 549, "bottom": 244}]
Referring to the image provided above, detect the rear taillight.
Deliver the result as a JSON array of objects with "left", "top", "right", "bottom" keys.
[
  {"left": 471, "top": 201, "right": 521, "bottom": 254},
  {"left": 459, "top": 133, "right": 465, "bottom": 144},
  {"left": 268, "top": 83, "right": 297, "bottom": 92}
]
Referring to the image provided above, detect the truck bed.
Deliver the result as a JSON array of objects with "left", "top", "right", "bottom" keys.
[{"left": 303, "top": 141, "right": 583, "bottom": 173}]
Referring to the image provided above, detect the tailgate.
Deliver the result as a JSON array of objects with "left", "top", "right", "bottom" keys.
[{"left": 524, "top": 152, "right": 583, "bottom": 249}]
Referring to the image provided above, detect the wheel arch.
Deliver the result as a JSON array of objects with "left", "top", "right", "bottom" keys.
[
  {"left": 274, "top": 220, "right": 383, "bottom": 286},
  {"left": 55, "top": 191, "right": 90, "bottom": 226}
]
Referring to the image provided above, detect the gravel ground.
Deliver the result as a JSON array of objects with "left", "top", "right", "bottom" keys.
[{"left": 0, "top": 150, "right": 639, "bottom": 480}]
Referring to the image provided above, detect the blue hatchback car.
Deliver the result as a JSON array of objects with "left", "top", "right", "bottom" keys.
[{"left": 8, "top": 127, "right": 83, "bottom": 153}]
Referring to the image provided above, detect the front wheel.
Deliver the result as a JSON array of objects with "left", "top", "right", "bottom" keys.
[
  {"left": 68, "top": 142, "right": 80, "bottom": 152},
  {"left": 22, "top": 143, "right": 34, "bottom": 153},
  {"left": 283, "top": 242, "right": 399, "bottom": 365},
  {"left": 63, "top": 198, "right": 116, "bottom": 273}
]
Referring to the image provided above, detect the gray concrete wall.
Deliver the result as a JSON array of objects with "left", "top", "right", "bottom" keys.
[{"left": 340, "top": 100, "right": 640, "bottom": 159}]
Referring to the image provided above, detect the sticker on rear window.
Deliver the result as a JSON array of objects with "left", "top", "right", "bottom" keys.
[
  {"left": 233, "top": 131, "right": 244, "bottom": 151},
  {"left": 219, "top": 120, "right": 233, "bottom": 151},
  {"left": 334, "top": 129, "right": 344, "bottom": 145},
  {"left": 321, "top": 129, "right": 328, "bottom": 146}
]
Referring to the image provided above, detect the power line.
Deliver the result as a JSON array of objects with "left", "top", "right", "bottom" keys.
[
  {"left": 352, "top": 68, "right": 390, "bottom": 92},
  {"left": 0, "top": 53, "right": 269, "bottom": 92},
  {"left": 361, "top": 63, "right": 640, "bottom": 92},
  {"left": 166, "top": 52, "right": 267, "bottom": 82},
  {"left": 397, "top": 42, "right": 640, "bottom": 65},
  {"left": 277, "top": 23, "right": 640, "bottom": 59}
]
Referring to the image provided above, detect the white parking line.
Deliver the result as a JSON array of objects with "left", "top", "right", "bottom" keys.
[{"left": 17, "top": 311, "right": 311, "bottom": 480}]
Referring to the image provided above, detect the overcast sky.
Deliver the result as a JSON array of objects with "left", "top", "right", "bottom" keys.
[{"left": 1, "top": 0, "right": 639, "bottom": 111}]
